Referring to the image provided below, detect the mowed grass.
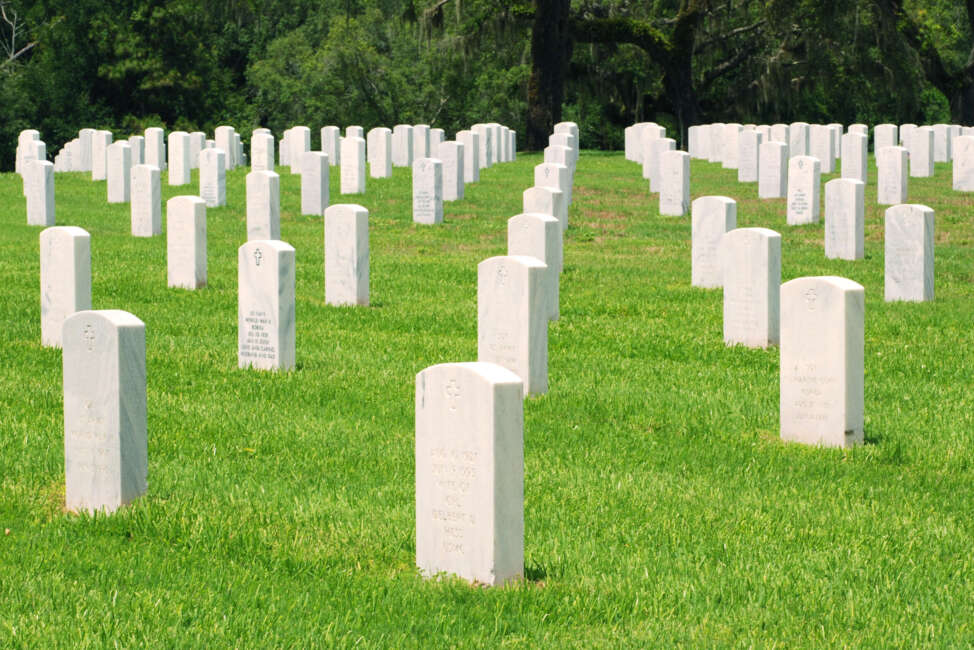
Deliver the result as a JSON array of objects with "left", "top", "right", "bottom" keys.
[{"left": 1, "top": 148, "right": 973, "bottom": 647}]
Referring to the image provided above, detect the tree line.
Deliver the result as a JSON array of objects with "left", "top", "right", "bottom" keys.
[{"left": 1, "top": 0, "right": 971, "bottom": 171}]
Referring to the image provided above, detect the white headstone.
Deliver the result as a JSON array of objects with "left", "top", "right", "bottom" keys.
[
  {"left": 128, "top": 135, "right": 145, "bottom": 166},
  {"left": 413, "top": 158, "right": 443, "bottom": 225},
  {"left": 439, "top": 141, "right": 464, "bottom": 201},
  {"left": 828, "top": 124, "right": 843, "bottom": 160},
  {"left": 721, "top": 227, "right": 781, "bottom": 347},
  {"left": 952, "top": 135, "right": 974, "bottom": 191},
  {"left": 324, "top": 204, "right": 369, "bottom": 306},
  {"left": 251, "top": 132, "right": 275, "bottom": 172},
  {"left": 368, "top": 127, "right": 392, "bottom": 178},
  {"left": 413, "top": 124, "right": 431, "bottom": 159},
  {"left": 429, "top": 128, "right": 445, "bottom": 157},
  {"left": 758, "top": 141, "right": 788, "bottom": 199},
  {"left": 188, "top": 132, "right": 205, "bottom": 170},
  {"left": 167, "top": 131, "right": 191, "bottom": 185},
  {"left": 786, "top": 156, "right": 821, "bottom": 225},
  {"left": 166, "top": 196, "right": 207, "bottom": 290},
  {"left": 473, "top": 124, "right": 492, "bottom": 169},
  {"left": 780, "top": 276, "right": 864, "bottom": 447},
  {"left": 508, "top": 213, "right": 561, "bottom": 321},
  {"left": 238, "top": 240, "right": 296, "bottom": 371},
  {"left": 346, "top": 125, "right": 364, "bottom": 140},
  {"left": 40, "top": 226, "right": 91, "bottom": 348},
  {"left": 340, "top": 136, "right": 366, "bottom": 194},
  {"left": 79, "top": 128, "right": 94, "bottom": 172},
  {"left": 288, "top": 126, "right": 311, "bottom": 175},
  {"left": 910, "top": 127, "right": 934, "bottom": 177},
  {"left": 107, "top": 142, "right": 132, "bottom": 203},
  {"left": 199, "top": 148, "right": 226, "bottom": 208},
  {"left": 477, "top": 256, "right": 548, "bottom": 395},
  {"left": 146, "top": 127, "right": 166, "bottom": 171},
  {"left": 738, "top": 128, "right": 763, "bottom": 183},
  {"left": 534, "top": 163, "right": 571, "bottom": 220},
  {"left": 644, "top": 137, "right": 675, "bottom": 193},
  {"left": 457, "top": 130, "right": 480, "bottom": 183},
  {"left": 824, "top": 178, "right": 864, "bottom": 260},
  {"left": 876, "top": 146, "right": 908, "bottom": 205},
  {"left": 885, "top": 204, "right": 934, "bottom": 302},
  {"left": 392, "top": 124, "right": 414, "bottom": 167},
  {"left": 415, "top": 361, "right": 523, "bottom": 586},
  {"left": 770, "top": 124, "right": 789, "bottom": 146},
  {"left": 932, "top": 124, "right": 950, "bottom": 162},
  {"left": 691, "top": 196, "right": 736, "bottom": 288},
  {"left": 810, "top": 125, "right": 835, "bottom": 173},
  {"left": 523, "top": 186, "right": 567, "bottom": 233},
  {"left": 899, "top": 123, "right": 917, "bottom": 146},
  {"left": 131, "top": 164, "right": 161, "bottom": 237},
  {"left": 91, "top": 130, "right": 112, "bottom": 181},
  {"left": 659, "top": 150, "right": 690, "bottom": 216},
  {"left": 215, "top": 126, "right": 236, "bottom": 170},
  {"left": 874, "top": 124, "right": 897, "bottom": 152},
  {"left": 63, "top": 309, "right": 147, "bottom": 514},
  {"left": 840, "top": 132, "right": 868, "bottom": 183},
  {"left": 26, "top": 160, "right": 55, "bottom": 226},
  {"left": 321, "top": 126, "right": 341, "bottom": 167},
  {"left": 300, "top": 151, "right": 329, "bottom": 215},
  {"left": 246, "top": 170, "right": 280, "bottom": 240},
  {"left": 788, "top": 122, "right": 809, "bottom": 157},
  {"left": 722, "top": 123, "right": 742, "bottom": 169}
]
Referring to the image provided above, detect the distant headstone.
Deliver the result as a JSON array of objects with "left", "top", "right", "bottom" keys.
[
  {"left": 300, "top": 151, "right": 329, "bottom": 215},
  {"left": 523, "top": 186, "right": 567, "bottom": 233},
  {"left": 758, "top": 141, "right": 788, "bottom": 198},
  {"left": 346, "top": 125, "right": 364, "bottom": 140},
  {"left": 26, "top": 160, "right": 55, "bottom": 226},
  {"left": 932, "top": 123, "right": 950, "bottom": 162},
  {"left": 166, "top": 196, "right": 207, "bottom": 290},
  {"left": 167, "top": 131, "right": 191, "bottom": 185},
  {"left": 238, "top": 240, "right": 296, "bottom": 371},
  {"left": 413, "top": 124, "right": 431, "bottom": 158},
  {"left": 659, "top": 150, "right": 690, "bottom": 216},
  {"left": 16, "top": 129, "right": 39, "bottom": 175},
  {"left": 40, "top": 226, "right": 91, "bottom": 348},
  {"left": 477, "top": 256, "right": 548, "bottom": 395},
  {"left": 324, "top": 204, "right": 369, "bottom": 306},
  {"left": 899, "top": 123, "right": 917, "bottom": 147},
  {"left": 828, "top": 124, "right": 843, "bottom": 160},
  {"left": 534, "top": 163, "right": 571, "bottom": 218},
  {"left": 251, "top": 132, "right": 275, "bottom": 172},
  {"left": 215, "top": 126, "right": 237, "bottom": 169},
  {"left": 368, "top": 127, "right": 392, "bottom": 178},
  {"left": 145, "top": 127, "right": 165, "bottom": 171},
  {"left": 810, "top": 125, "right": 835, "bottom": 173},
  {"left": 824, "top": 178, "right": 864, "bottom": 260},
  {"left": 770, "top": 123, "right": 789, "bottom": 146},
  {"left": 722, "top": 123, "right": 742, "bottom": 169},
  {"left": 246, "top": 170, "right": 281, "bottom": 240},
  {"left": 874, "top": 124, "right": 898, "bottom": 152},
  {"left": 848, "top": 124, "right": 867, "bottom": 136},
  {"left": 786, "top": 156, "right": 821, "bottom": 225},
  {"left": 473, "top": 124, "right": 492, "bottom": 169},
  {"left": 876, "top": 146, "right": 908, "bottom": 205},
  {"left": 63, "top": 309, "right": 147, "bottom": 514},
  {"left": 415, "top": 361, "right": 524, "bottom": 586},
  {"left": 721, "top": 227, "right": 781, "bottom": 347},
  {"left": 691, "top": 196, "right": 736, "bottom": 288},
  {"left": 952, "top": 135, "right": 974, "bottom": 191},
  {"left": 289, "top": 126, "right": 311, "bottom": 175},
  {"left": 188, "top": 132, "right": 205, "bottom": 170},
  {"left": 199, "top": 148, "right": 227, "bottom": 208},
  {"left": 79, "top": 128, "right": 94, "bottom": 172},
  {"left": 457, "top": 130, "right": 480, "bottom": 183},
  {"left": 788, "top": 122, "right": 809, "bottom": 157},
  {"left": 107, "top": 141, "right": 132, "bottom": 203},
  {"left": 780, "top": 276, "right": 864, "bottom": 447},
  {"left": 91, "top": 130, "right": 112, "bottom": 181},
  {"left": 340, "top": 136, "right": 366, "bottom": 194},
  {"left": 545, "top": 145, "right": 574, "bottom": 181},
  {"left": 840, "top": 132, "right": 868, "bottom": 183},
  {"left": 128, "top": 135, "right": 145, "bottom": 166},
  {"left": 738, "top": 128, "right": 763, "bottom": 183},
  {"left": 131, "top": 165, "right": 161, "bottom": 237},
  {"left": 430, "top": 128, "right": 445, "bottom": 156},
  {"left": 910, "top": 127, "right": 934, "bottom": 177},
  {"left": 321, "top": 126, "right": 341, "bottom": 167},
  {"left": 413, "top": 157, "right": 443, "bottom": 225},
  {"left": 885, "top": 204, "right": 934, "bottom": 302},
  {"left": 439, "top": 141, "right": 464, "bottom": 201},
  {"left": 644, "top": 137, "right": 675, "bottom": 193},
  {"left": 392, "top": 124, "right": 414, "bottom": 167},
  {"left": 508, "top": 212, "right": 562, "bottom": 320}
]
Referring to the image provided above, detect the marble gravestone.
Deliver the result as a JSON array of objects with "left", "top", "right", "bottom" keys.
[
  {"left": 545, "top": 145, "right": 574, "bottom": 181},
  {"left": 534, "top": 163, "right": 571, "bottom": 218},
  {"left": 910, "top": 127, "right": 934, "bottom": 178},
  {"left": 779, "top": 276, "right": 864, "bottom": 447},
  {"left": 722, "top": 123, "right": 742, "bottom": 169},
  {"left": 508, "top": 212, "right": 562, "bottom": 321},
  {"left": 392, "top": 124, "right": 414, "bottom": 167},
  {"left": 16, "top": 129, "right": 39, "bottom": 175},
  {"left": 439, "top": 141, "right": 464, "bottom": 202},
  {"left": 932, "top": 124, "right": 950, "bottom": 162},
  {"left": 457, "top": 130, "right": 480, "bottom": 183},
  {"left": 238, "top": 240, "right": 296, "bottom": 371},
  {"left": 251, "top": 132, "right": 275, "bottom": 172},
  {"left": 26, "top": 160, "right": 55, "bottom": 226},
  {"left": 758, "top": 141, "right": 788, "bottom": 199},
  {"left": 199, "top": 148, "right": 226, "bottom": 208},
  {"left": 78, "top": 128, "right": 94, "bottom": 172},
  {"left": 787, "top": 156, "right": 821, "bottom": 225},
  {"left": 810, "top": 125, "right": 835, "bottom": 174},
  {"left": 841, "top": 132, "right": 868, "bottom": 184},
  {"left": 167, "top": 196, "right": 207, "bottom": 290},
  {"left": 131, "top": 164, "right": 161, "bottom": 237},
  {"left": 738, "top": 128, "right": 762, "bottom": 183},
  {"left": 324, "top": 204, "right": 369, "bottom": 306},
  {"left": 952, "top": 135, "right": 974, "bottom": 191},
  {"left": 477, "top": 255, "right": 549, "bottom": 396},
  {"left": 415, "top": 362, "right": 524, "bottom": 587},
  {"left": 659, "top": 150, "right": 690, "bottom": 216},
  {"left": 289, "top": 126, "right": 311, "bottom": 175},
  {"left": 412, "top": 158, "right": 443, "bottom": 225},
  {"left": 900, "top": 123, "right": 917, "bottom": 147},
  {"left": 128, "top": 135, "right": 145, "bottom": 166},
  {"left": 188, "top": 132, "right": 205, "bottom": 170},
  {"left": 301, "top": 151, "right": 330, "bottom": 215},
  {"left": 430, "top": 128, "right": 445, "bottom": 157},
  {"left": 40, "top": 226, "right": 91, "bottom": 348},
  {"left": 824, "top": 178, "right": 864, "bottom": 261},
  {"left": 368, "top": 127, "right": 392, "bottom": 179},
  {"left": 885, "top": 204, "right": 934, "bottom": 302},
  {"left": 340, "top": 136, "right": 366, "bottom": 194},
  {"left": 246, "top": 170, "right": 281, "bottom": 241},
  {"left": 91, "top": 130, "right": 112, "bottom": 181},
  {"left": 346, "top": 125, "right": 364, "bottom": 140},
  {"left": 62, "top": 309, "right": 147, "bottom": 514},
  {"left": 167, "top": 131, "right": 191, "bottom": 185},
  {"left": 770, "top": 124, "right": 789, "bottom": 146},
  {"left": 644, "top": 137, "right": 675, "bottom": 193},
  {"left": 691, "top": 196, "right": 736, "bottom": 288},
  {"left": 107, "top": 141, "right": 132, "bottom": 203},
  {"left": 721, "top": 227, "right": 781, "bottom": 348},
  {"left": 215, "top": 126, "right": 236, "bottom": 169},
  {"left": 874, "top": 124, "right": 898, "bottom": 152},
  {"left": 789, "top": 122, "right": 809, "bottom": 157},
  {"left": 413, "top": 124, "right": 431, "bottom": 159},
  {"left": 321, "top": 126, "right": 341, "bottom": 167},
  {"left": 876, "top": 146, "right": 908, "bottom": 205},
  {"left": 473, "top": 124, "right": 492, "bottom": 169},
  {"left": 523, "top": 185, "right": 567, "bottom": 233},
  {"left": 144, "top": 127, "right": 165, "bottom": 171}
]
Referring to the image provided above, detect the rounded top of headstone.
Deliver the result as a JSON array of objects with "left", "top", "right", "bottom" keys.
[
  {"left": 239, "top": 239, "right": 296, "bottom": 255},
  {"left": 692, "top": 195, "right": 736, "bottom": 209},
  {"left": 65, "top": 309, "right": 145, "bottom": 330},
  {"left": 40, "top": 225, "right": 90, "bottom": 241},
  {"left": 724, "top": 226, "right": 781, "bottom": 241},
  {"left": 781, "top": 275, "right": 864, "bottom": 294}
]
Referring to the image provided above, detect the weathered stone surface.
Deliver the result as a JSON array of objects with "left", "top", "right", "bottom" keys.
[
  {"left": 439, "top": 141, "right": 464, "bottom": 201},
  {"left": 691, "top": 196, "right": 736, "bottom": 288},
  {"left": 824, "top": 178, "right": 864, "bottom": 260},
  {"left": 413, "top": 157, "right": 443, "bottom": 225},
  {"left": 300, "top": 151, "right": 329, "bottom": 215},
  {"left": 131, "top": 165, "right": 161, "bottom": 237},
  {"left": 787, "top": 156, "right": 821, "bottom": 225},
  {"left": 321, "top": 126, "right": 341, "bottom": 167},
  {"left": 107, "top": 142, "right": 132, "bottom": 203},
  {"left": 324, "top": 204, "right": 369, "bottom": 306},
  {"left": 910, "top": 127, "right": 934, "bottom": 177},
  {"left": 238, "top": 240, "right": 296, "bottom": 371},
  {"left": 26, "top": 160, "right": 55, "bottom": 226},
  {"left": 738, "top": 128, "right": 763, "bottom": 183},
  {"left": 659, "top": 150, "right": 690, "bottom": 216},
  {"left": 251, "top": 132, "right": 275, "bottom": 172},
  {"left": 367, "top": 127, "right": 392, "bottom": 179},
  {"left": 758, "top": 141, "right": 788, "bottom": 199},
  {"left": 841, "top": 132, "right": 868, "bottom": 184},
  {"left": 246, "top": 170, "right": 280, "bottom": 241},
  {"left": 392, "top": 124, "right": 414, "bottom": 167},
  {"left": 457, "top": 130, "right": 480, "bottom": 183},
  {"left": 166, "top": 196, "right": 207, "bottom": 290},
  {"left": 40, "top": 226, "right": 91, "bottom": 348},
  {"left": 199, "top": 148, "right": 226, "bottom": 208},
  {"left": 340, "top": 136, "right": 366, "bottom": 194},
  {"left": 952, "top": 135, "right": 974, "bottom": 191},
  {"left": 508, "top": 212, "right": 562, "bottom": 320},
  {"left": 876, "top": 146, "right": 908, "bottom": 205},
  {"left": 885, "top": 204, "right": 934, "bottom": 302},
  {"left": 721, "top": 227, "right": 781, "bottom": 348},
  {"left": 523, "top": 185, "right": 567, "bottom": 233}
]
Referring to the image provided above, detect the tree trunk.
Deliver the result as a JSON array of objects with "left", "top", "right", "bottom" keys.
[{"left": 526, "top": 0, "right": 571, "bottom": 150}]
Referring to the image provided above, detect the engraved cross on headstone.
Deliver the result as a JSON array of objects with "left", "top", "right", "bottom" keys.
[
  {"left": 253, "top": 248, "right": 263, "bottom": 266},
  {"left": 83, "top": 324, "right": 96, "bottom": 350}
]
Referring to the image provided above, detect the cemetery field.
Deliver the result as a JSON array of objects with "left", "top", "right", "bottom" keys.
[{"left": 3, "top": 152, "right": 974, "bottom": 646}]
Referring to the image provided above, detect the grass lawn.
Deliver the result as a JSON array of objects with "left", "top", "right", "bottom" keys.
[{"left": 1, "top": 148, "right": 973, "bottom": 646}]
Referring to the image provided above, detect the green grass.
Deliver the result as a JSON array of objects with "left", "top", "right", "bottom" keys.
[{"left": 2, "top": 151, "right": 973, "bottom": 647}]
